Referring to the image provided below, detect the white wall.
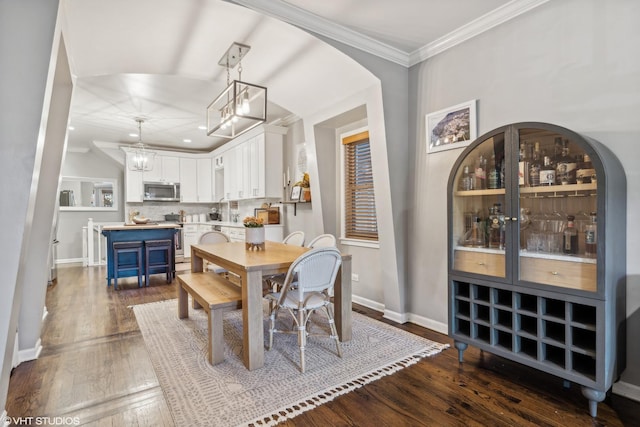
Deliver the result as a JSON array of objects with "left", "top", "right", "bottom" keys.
[{"left": 408, "top": 0, "right": 640, "bottom": 390}]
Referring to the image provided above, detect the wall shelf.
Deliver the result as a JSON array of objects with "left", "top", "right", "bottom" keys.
[{"left": 278, "top": 200, "right": 310, "bottom": 216}]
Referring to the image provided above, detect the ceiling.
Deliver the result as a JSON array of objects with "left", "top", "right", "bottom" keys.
[{"left": 60, "top": 0, "right": 531, "bottom": 155}]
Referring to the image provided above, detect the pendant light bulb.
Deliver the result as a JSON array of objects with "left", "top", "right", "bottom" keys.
[{"left": 241, "top": 90, "right": 250, "bottom": 114}]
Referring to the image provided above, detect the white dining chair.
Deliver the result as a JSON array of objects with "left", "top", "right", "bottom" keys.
[
  {"left": 306, "top": 233, "right": 336, "bottom": 248},
  {"left": 198, "top": 231, "right": 230, "bottom": 275},
  {"left": 283, "top": 231, "right": 305, "bottom": 247},
  {"left": 262, "top": 231, "right": 306, "bottom": 298},
  {"left": 264, "top": 247, "right": 343, "bottom": 373}
]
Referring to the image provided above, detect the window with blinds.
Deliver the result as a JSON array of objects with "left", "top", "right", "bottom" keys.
[{"left": 343, "top": 131, "right": 378, "bottom": 241}]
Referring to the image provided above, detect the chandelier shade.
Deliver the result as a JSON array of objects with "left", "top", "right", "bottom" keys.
[
  {"left": 207, "top": 42, "right": 267, "bottom": 140},
  {"left": 128, "top": 118, "right": 156, "bottom": 172}
]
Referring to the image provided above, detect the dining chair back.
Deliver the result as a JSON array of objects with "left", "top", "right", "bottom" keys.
[
  {"left": 265, "top": 246, "right": 343, "bottom": 373},
  {"left": 306, "top": 233, "right": 336, "bottom": 248},
  {"left": 198, "top": 231, "right": 230, "bottom": 275},
  {"left": 199, "top": 231, "right": 229, "bottom": 244},
  {"left": 282, "top": 231, "right": 305, "bottom": 246}
]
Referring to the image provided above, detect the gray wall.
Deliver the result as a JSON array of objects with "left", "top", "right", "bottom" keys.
[
  {"left": 408, "top": 0, "right": 640, "bottom": 389},
  {"left": 0, "top": 0, "right": 61, "bottom": 415}
]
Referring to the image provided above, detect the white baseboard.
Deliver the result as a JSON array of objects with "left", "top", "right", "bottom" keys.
[
  {"left": 383, "top": 308, "right": 409, "bottom": 324},
  {"left": 352, "top": 295, "right": 385, "bottom": 313},
  {"left": 12, "top": 332, "right": 19, "bottom": 369},
  {"left": 351, "top": 295, "right": 448, "bottom": 334},
  {"left": 613, "top": 380, "right": 640, "bottom": 403},
  {"left": 407, "top": 312, "right": 449, "bottom": 335},
  {"left": 57, "top": 257, "right": 84, "bottom": 265},
  {"left": 18, "top": 338, "right": 42, "bottom": 363}
]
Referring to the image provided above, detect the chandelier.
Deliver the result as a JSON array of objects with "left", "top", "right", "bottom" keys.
[
  {"left": 128, "top": 118, "right": 156, "bottom": 171},
  {"left": 206, "top": 42, "right": 267, "bottom": 140}
]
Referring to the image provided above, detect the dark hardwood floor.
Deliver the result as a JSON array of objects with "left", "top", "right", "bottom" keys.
[{"left": 6, "top": 265, "right": 639, "bottom": 426}]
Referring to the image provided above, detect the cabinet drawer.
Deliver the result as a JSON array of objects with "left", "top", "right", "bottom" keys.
[
  {"left": 453, "top": 250, "right": 505, "bottom": 277},
  {"left": 520, "top": 257, "right": 596, "bottom": 291}
]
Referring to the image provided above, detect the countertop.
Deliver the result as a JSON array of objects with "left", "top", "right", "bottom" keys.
[
  {"left": 182, "top": 221, "right": 283, "bottom": 228},
  {"left": 102, "top": 223, "right": 181, "bottom": 231}
]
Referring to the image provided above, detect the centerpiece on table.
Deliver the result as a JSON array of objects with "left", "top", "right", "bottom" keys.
[{"left": 243, "top": 216, "right": 265, "bottom": 250}]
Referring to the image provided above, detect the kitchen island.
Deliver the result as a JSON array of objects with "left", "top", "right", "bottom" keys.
[{"left": 102, "top": 223, "right": 180, "bottom": 286}]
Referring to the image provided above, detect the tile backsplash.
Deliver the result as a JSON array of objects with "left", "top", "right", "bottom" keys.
[{"left": 125, "top": 199, "right": 281, "bottom": 223}]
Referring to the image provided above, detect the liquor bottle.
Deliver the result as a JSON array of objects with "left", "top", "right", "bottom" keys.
[
  {"left": 563, "top": 215, "right": 578, "bottom": 254},
  {"left": 488, "top": 153, "right": 499, "bottom": 189},
  {"left": 459, "top": 165, "right": 472, "bottom": 191},
  {"left": 556, "top": 140, "right": 577, "bottom": 185},
  {"left": 584, "top": 212, "right": 597, "bottom": 257},
  {"left": 518, "top": 142, "right": 530, "bottom": 186},
  {"left": 576, "top": 153, "right": 595, "bottom": 184},
  {"left": 528, "top": 142, "right": 541, "bottom": 187},
  {"left": 488, "top": 203, "right": 505, "bottom": 249},
  {"left": 539, "top": 153, "right": 556, "bottom": 186},
  {"left": 474, "top": 155, "right": 487, "bottom": 190}
]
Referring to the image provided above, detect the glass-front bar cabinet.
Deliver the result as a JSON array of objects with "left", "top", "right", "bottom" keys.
[{"left": 447, "top": 122, "right": 626, "bottom": 417}]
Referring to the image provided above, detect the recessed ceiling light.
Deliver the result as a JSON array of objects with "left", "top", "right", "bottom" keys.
[
  {"left": 183, "top": 139, "right": 192, "bottom": 143},
  {"left": 198, "top": 125, "right": 207, "bottom": 130},
  {"left": 68, "top": 126, "right": 75, "bottom": 130},
  {"left": 129, "top": 133, "right": 138, "bottom": 137}
]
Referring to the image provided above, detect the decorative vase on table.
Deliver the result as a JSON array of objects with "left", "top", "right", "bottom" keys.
[{"left": 243, "top": 216, "right": 265, "bottom": 250}]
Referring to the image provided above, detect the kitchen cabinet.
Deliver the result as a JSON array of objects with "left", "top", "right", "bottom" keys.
[
  {"left": 143, "top": 155, "right": 180, "bottom": 183},
  {"left": 197, "top": 158, "right": 214, "bottom": 203},
  {"left": 179, "top": 158, "right": 198, "bottom": 202},
  {"left": 125, "top": 152, "right": 144, "bottom": 202},
  {"left": 221, "top": 126, "right": 284, "bottom": 200},
  {"left": 182, "top": 224, "right": 199, "bottom": 259},
  {"left": 447, "top": 122, "right": 626, "bottom": 417}
]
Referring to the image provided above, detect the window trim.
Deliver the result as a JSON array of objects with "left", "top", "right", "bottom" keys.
[{"left": 340, "top": 127, "right": 379, "bottom": 245}]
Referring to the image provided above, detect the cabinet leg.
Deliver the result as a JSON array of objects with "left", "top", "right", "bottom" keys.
[
  {"left": 581, "top": 386, "right": 605, "bottom": 417},
  {"left": 454, "top": 341, "right": 468, "bottom": 363}
]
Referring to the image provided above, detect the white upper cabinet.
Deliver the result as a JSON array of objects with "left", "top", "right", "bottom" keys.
[
  {"left": 196, "top": 157, "right": 214, "bottom": 203},
  {"left": 179, "top": 158, "right": 198, "bottom": 202},
  {"left": 124, "top": 152, "right": 144, "bottom": 203},
  {"left": 220, "top": 126, "right": 284, "bottom": 200},
  {"left": 143, "top": 155, "right": 180, "bottom": 183}
]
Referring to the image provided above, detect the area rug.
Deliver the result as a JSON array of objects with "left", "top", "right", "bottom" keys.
[{"left": 133, "top": 299, "right": 449, "bottom": 427}]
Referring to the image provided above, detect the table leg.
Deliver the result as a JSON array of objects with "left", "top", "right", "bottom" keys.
[
  {"left": 242, "top": 270, "right": 265, "bottom": 370},
  {"left": 334, "top": 257, "right": 352, "bottom": 342},
  {"left": 178, "top": 283, "right": 188, "bottom": 319}
]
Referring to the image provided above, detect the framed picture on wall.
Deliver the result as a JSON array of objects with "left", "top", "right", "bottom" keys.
[
  {"left": 290, "top": 185, "right": 302, "bottom": 201},
  {"left": 426, "top": 99, "right": 477, "bottom": 153}
]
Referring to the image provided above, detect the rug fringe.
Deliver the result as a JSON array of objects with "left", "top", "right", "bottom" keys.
[{"left": 240, "top": 344, "right": 449, "bottom": 427}]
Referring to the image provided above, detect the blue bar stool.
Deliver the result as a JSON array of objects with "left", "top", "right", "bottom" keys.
[
  {"left": 113, "top": 241, "right": 143, "bottom": 289},
  {"left": 145, "top": 239, "right": 174, "bottom": 286}
]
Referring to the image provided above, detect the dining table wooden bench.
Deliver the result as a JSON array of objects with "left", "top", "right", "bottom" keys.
[{"left": 177, "top": 272, "right": 242, "bottom": 365}]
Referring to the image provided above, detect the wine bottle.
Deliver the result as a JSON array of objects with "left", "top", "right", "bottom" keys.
[
  {"left": 585, "top": 212, "right": 597, "bottom": 257},
  {"left": 563, "top": 215, "right": 578, "bottom": 254},
  {"left": 528, "top": 142, "right": 541, "bottom": 187}
]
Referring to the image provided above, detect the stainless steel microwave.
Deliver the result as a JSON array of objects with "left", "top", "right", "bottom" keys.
[{"left": 143, "top": 182, "right": 180, "bottom": 202}]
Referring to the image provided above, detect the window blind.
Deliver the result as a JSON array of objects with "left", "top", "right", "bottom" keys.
[{"left": 343, "top": 131, "right": 378, "bottom": 240}]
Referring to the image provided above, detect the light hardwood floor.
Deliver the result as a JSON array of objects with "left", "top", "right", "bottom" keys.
[{"left": 6, "top": 265, "right": 639, "bottom": 426}]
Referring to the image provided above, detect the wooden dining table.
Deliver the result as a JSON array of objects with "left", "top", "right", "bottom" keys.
[{"left": 190, "top": 240, "right": 352, "bottom": 371}]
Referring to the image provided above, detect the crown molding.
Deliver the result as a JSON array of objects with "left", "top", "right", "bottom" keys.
[
  {"left": 408, "top": 0, "right": 550, "bottom": 66},
  {"left": 225, "top": 0, "right": 410, "bottom": 66},
  {"left": 228, "top": 0, "right": 549, "bottom": 68}
]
